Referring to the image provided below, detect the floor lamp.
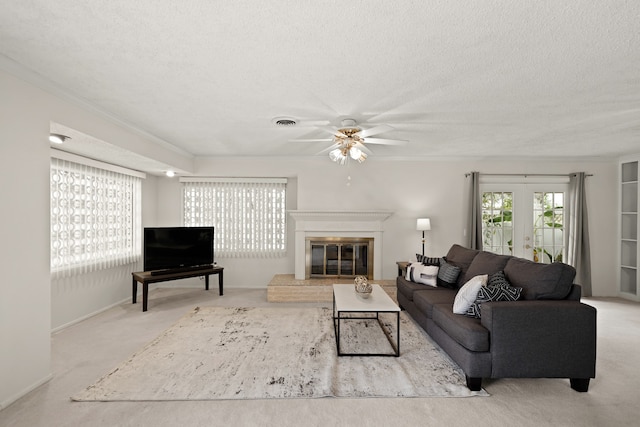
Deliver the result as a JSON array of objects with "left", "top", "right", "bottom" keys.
[{"left": 416, "top": 218, "right": 431, "bottom": 256}]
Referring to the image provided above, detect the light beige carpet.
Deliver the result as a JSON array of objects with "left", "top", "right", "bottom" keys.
[{"left": 72, "top": 306, "right": 488, "bottom": 401}]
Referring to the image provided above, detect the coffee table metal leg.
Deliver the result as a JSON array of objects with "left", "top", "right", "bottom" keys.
[
  {"left": 376, "top": 312, "right": 400, "bottom": 357},
  {"left": 333, "top": 290, "right": 342, "bottom": 356}
]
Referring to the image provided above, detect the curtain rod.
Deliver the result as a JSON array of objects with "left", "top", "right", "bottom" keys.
[{"left": 465, "top": 173, "right": 593, "bottom": 177}]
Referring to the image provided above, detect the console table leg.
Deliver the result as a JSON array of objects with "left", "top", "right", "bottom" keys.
[
  {"left": 143, "top": 283, "right": 148, "bottom": 312},
  {"left": 219, "top": 271, "right": 223, "bottom": 295},
  {"left": 205, "top": 275, "right": 210, "bottom": 291}
]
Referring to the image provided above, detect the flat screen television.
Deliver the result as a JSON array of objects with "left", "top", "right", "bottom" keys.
[{"left": 143, "top": 226, "right": 214, "bottom": 273}]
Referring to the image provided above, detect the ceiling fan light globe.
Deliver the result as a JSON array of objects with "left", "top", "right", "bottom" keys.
[
  {"left": 349, "top": 146, "right": 362, "bottom": 159},
  {"left": 329, "top": 148, "right": 343, "bottom": 162}
]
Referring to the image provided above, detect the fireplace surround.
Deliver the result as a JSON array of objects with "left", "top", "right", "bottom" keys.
[{"left": 289, "top": 210, "right": 392, "bottom": 280}]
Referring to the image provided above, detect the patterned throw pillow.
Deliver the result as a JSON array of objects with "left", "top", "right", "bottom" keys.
[
  {"left": 437, "top": 259, "right": 461, "bottom": 289},
  {"left": 488, "top": 270, "right": 512, "bottom": 288},
  {"left": 422, "top": 257, "right": 441, "bottom": 266},
  {"left": 466, "top": 271, "right": 522, "bottom": 319},
  {"left": 415, "top": 254, "right": 440, "bottom": 266}
]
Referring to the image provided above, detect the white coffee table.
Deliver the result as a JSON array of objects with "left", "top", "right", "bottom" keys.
[{"left": 332, "top": 284, "right": 401, "bottom": 357}]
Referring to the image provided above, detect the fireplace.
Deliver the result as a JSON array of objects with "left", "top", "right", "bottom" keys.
[
  {"left": 306, "top": 237, "right": 374, "bottom": 279},
  {"left": 289, "top": 210, "right": 392, "bottom": 280}
]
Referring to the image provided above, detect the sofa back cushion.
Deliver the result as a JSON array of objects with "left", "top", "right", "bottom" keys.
[
  {"left": 460, "top": 251, "right": 512, "bottom": 284},
  {"left": 504, "top": 258, "right": 576, "bottom": 300},
  {"left": 444, "top": 244, "right": 480, "bottom": 286}
]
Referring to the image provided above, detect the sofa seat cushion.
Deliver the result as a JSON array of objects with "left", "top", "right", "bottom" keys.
[
  {"left": 413, "top": 288, "right": 456, "bottom": 319},
  {"left": 460, "top": 251, "right": 512, "bottom": 284},
  {"left": 432, "top": 304, "right": 490, "bottom": 352},
  {"left": 504, "top": 258, "right": 576, "bottom": 300},
  {"left": 397, "top": 276, "right": 430, "bottom": 302}
]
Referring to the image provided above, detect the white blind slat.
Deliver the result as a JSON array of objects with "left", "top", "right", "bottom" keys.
[
  {"left": 182, "top": 180, "right": 286, "bottom": 258},
  {"left": 51, "top": 157, "right": 142, "bottom": 278}
]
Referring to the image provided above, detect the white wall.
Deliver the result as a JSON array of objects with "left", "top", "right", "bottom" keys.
[
  {"left": 0, "top": 68, "right": 185, "bottom": 408},
  {"left": 0, "top": 71, "right": 52, "bottom": 410},
  {"left": 151, "top": 156, "right": 619, "bottom": 296}
]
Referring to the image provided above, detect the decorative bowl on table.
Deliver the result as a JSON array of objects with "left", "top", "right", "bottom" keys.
[{"left": 354, "top": 276, "right": 372, "bottom": 298}]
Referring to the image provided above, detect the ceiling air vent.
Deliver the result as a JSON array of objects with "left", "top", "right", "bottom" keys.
[{"left": 272, "top": 117, "right": 297, "bottom": 127}]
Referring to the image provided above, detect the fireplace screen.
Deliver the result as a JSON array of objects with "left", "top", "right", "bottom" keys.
[{"left": 306, "top": 237, "right": 373, "bottom": 279}]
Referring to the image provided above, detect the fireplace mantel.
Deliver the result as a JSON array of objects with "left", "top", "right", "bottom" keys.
[
  {"left": 288, "top": 210, "right": 393, "bottom": 279},
  {"left": 289, "top": 210, "right": 393, "bottom": 223}
]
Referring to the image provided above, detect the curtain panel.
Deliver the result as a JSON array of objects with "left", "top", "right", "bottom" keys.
[
  {"left": 567, "top": 172, "right": 592, "bottom": 296},
  {"left": 466, "top": 171, "right": 483, "bottom": 250},
  {"left": 182, "top": 178, "right": 287, "bottom": 258}
]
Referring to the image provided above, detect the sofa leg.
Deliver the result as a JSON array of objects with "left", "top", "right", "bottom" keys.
[
  {"left": 465, "top": 376, "right": 482, "bottom": 391},
  {"left": 570, "top": 378, "right": 590, "bottom": 392}
]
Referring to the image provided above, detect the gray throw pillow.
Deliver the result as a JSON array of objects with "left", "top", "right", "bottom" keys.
[{"left": 437, "top": 259, "right": 460, "bottom": 289}]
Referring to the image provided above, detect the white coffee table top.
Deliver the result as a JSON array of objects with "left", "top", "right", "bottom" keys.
[{"left": 333, "top": 284, "right": 400, "bottom": 312}]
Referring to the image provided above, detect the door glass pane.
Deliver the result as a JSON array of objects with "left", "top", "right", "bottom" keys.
[
  {"left": 533, "top": 192, "right": 564, "bottom": 263},
  {"left": 482, "top": 192, "right": 513, "bottom": 255}
]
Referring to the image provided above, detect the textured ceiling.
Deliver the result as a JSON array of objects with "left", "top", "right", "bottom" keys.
[{"left": 1, "top": 0, "right": 639, "bottom": 165}]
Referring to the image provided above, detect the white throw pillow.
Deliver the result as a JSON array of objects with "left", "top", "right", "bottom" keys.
[
  {"left": 416, "top": 265, "right": 439, "bottom": 287},
  {"left": 405, "top": 262, "right": 424, "bottom": 282},
  {"left": 452, "top": 274, "right": 489, "bottom": 314}
]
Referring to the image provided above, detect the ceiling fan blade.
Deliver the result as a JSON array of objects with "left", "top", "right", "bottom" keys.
[
  {"left": 315, "top": 142, "right": 341, "bottom": 155},
  {"left": 289, "top": 138, "right": 334, "bottom": 143},
  {"left": 357, "top": 124, "right": 394, "bottom": 138},
  {"left": 318, "top": 125, "right": 346, "bottom": 137},
  {"left": 354, "top": 141, "right": 373, "bottom": 155},
  {"left": 363, "top": 137, "right": 409, "bottom": 146}
]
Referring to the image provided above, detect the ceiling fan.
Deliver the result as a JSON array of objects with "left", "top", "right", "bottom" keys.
[{"left": 290, "top": 118, "right": 408, "bottom": 164}]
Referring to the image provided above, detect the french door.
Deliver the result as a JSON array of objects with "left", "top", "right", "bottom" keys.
[{"left": 481, "top": 183, "right": 567, "bottom": 263}]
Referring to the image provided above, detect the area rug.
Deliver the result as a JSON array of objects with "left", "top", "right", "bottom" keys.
[{"left": 72, "top": 307, "right": 488, "bottom": 401}]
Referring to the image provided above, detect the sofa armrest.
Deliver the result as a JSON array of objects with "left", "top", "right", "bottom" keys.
[{"left": 480, "top": 300, "right": 596, "bottom": 379}]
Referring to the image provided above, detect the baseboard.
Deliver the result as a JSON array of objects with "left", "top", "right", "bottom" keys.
[
  {"left": 51, "top": 284, "right": 205, "bottom": 333},
  {"left": 0, "top": 373, "right": 53, "bottom": 411},
  {"left": 51, "top": 296, "right": 131, "bottom": 334}
]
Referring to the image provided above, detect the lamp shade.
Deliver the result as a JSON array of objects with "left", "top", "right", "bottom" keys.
[{"left": 416, "top": 218, "right": 431, "bottom": 231}]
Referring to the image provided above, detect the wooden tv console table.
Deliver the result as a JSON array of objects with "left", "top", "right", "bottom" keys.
[{"left": 132, "top": 266, "right": 224, "bottom": 312}]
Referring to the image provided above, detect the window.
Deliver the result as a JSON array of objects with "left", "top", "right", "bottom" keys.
[
  {"left": 533, "top": 191, "right": 564, "bottom": 263},
  {"left": 482, "top": 191, "right": 513, "bottom": 255},
  {"left": 182, "top": 178, "right": 287, "bottom": 257},
  {"left": 50, "top": 155, "right": 142, "bottom": 278},
  {"left": 481, "top": 183, "right": 566, "bottom": 262}
]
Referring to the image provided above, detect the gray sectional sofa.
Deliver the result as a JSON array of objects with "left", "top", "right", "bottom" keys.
[{"left": 397, "top": 244, "right": 597, "bottom": 392}]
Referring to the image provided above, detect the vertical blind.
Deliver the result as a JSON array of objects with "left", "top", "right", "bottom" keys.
[
  {"left": 50, "top": 156, "right": 142, "bottom": 278},
  {"left": 182, "top": 178, "right": 287, "bottom": 258}
]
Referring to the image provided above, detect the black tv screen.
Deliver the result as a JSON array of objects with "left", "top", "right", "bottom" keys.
[{"left": 143, "top": 227, "right": 214, "bottom": 272}]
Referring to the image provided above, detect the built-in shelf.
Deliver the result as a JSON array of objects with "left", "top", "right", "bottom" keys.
[{"left": 620, "top": 158, "right": 640, "bottom": 301}]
